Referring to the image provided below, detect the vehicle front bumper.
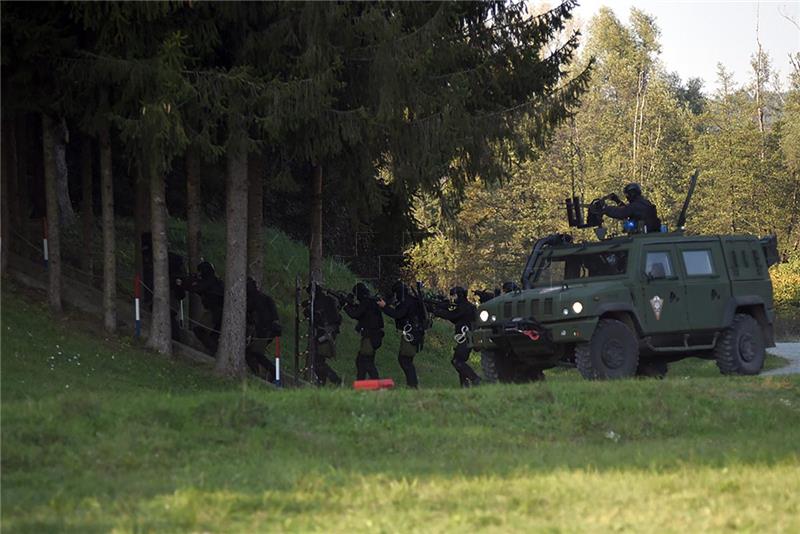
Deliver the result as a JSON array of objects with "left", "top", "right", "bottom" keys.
[{"left": 470, "top": 317, "right": 598, "bottom": 352}]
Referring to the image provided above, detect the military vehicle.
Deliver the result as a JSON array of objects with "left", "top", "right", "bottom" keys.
[{"left": 471, "top": 172, "right": 780, "bottom": 381}]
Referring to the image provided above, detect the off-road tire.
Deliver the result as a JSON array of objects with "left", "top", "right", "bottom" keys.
[
  {"left": 714, "top": 313, "right": 765, "bottom": 375},
  {"left": 576, "top": 319, "right": 639, "bottom": 380},
  {"left": 481, "top": 351, "right": 544, "bottom": 383},
  {"left": 481, "top": 350, "right": 515, "bottom": 383},
  {"left": 480, "top": 351, "right": 498, "bottom": 383},
  {"left": 636, "top": 359, "right": 668, "bottom": 379}
]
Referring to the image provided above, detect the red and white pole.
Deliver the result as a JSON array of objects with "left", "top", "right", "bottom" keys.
[
  {"left": 42, "top": 218, "right": 49, "bottom": 268},
  {"left": 275, "top": 337, "right": 282, "bottom": 387},
  {"left": 134, "top": 273, "right": 142, "bottom": 338}
]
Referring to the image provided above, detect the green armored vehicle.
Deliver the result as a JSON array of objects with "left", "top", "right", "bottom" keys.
[{"left": 472, "top": 174, "right": 780, "bottom": 381}]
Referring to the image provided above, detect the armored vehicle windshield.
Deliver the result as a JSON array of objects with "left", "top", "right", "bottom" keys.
[{"left": 533, "top": 249, "right": 629, "bottom": 286}]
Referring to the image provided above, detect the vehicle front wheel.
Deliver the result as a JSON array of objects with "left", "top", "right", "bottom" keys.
[
  {"left": 576, "top": 319, "right": 639, "bottom": 380},
  {"left": 714, "top": 313, "right": 765, "bottom": 375},
  {"left": 481, "top": 350, "right": 544, "bottom": 383}
]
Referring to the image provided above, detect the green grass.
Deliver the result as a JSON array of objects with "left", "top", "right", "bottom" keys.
[{"left": 3, "top": 285, "right": 800, "bottom": 532}]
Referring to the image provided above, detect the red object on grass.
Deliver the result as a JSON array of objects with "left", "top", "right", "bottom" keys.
[{"left": 353, "top": 378, "right": 395, "bottom": 390}]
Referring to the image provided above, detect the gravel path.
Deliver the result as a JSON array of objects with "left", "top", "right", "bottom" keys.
[{"left": 763, "top": 343, "right": 800, "bottom": 376}]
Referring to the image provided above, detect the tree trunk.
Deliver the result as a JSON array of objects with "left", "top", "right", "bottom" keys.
[
  {"left": 99, "top": 126, "right": 116, "bottom": 332},
  {"left": 246, "top": 152, "right": 264, "bottom": 288},
  {"left": 80, "top": 133, "right": 94, "bottom": 281},
  {"left": 134, "top": 165, "right": 151, "bottom": 287},
  {"left": 215, "top": 142, "right": 249, "bottom": 378},
  {"left": 185, "top": 149, "right": 202, "bottom": 321},
  {"left": 309, "top": 163, "right": 323, "bottom": 285},
  {"left": 16, "top": 116, "right": 30, "bottom": 241},
  {"left": 146, "top": 163, "right": 172, "bottom": 355},
  {"left": 54, "top": 119, "right": 77, "bottom": 228},
  {"left": 1, "top": 119, "right": 12, "bottom": 275},
  {"left": 42, "top": 114, "right": 62, "bottom": 313}
]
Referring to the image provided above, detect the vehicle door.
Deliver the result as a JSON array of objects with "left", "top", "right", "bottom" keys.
[
  {"left": 679, "top": 241, "right": 731, "bottom": 332},
  {"left": 639, "top": 245, "right": 689, "bottom": 334}
]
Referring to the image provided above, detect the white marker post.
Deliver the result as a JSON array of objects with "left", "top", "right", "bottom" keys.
[
  {"left": 134, "top": 274, "right": 142, "bottom": 338},
  {"left": 42, "top": 218, "right": 49, "bottom": 268},
  {"left": 275, "top": 337, "right": 281, "bottom": 387}
]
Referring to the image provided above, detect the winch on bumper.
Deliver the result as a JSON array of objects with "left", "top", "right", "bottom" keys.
[{"left": 470, "top": 316, "right": 598, "bottom": 354}]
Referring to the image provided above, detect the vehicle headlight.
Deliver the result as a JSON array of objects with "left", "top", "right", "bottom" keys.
[
  {"left": 479, "top": 310, "right": 490, "bottom": 322},
  {"left": 571, "top": 301, "right": 583, "bottom": 314}
]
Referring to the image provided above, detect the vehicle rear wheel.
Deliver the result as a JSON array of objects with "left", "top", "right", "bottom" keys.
[
  {"left": 714, "top": 313, "right": 765, "bottom": 375},
  {"left": 576, "top": 319, "right": 639, "bottom": 380}
]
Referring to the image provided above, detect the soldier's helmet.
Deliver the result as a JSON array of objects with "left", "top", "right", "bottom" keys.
[
  {"left": 623, "top": 182, "right": 642, "bottom": 201},
  {"left": 391, "top": 281, "right": 408, "bottom": 301},
  {"left": 449, "top": 286, "right": 468, "bottom": 300},
  {"left": 353, "top": 282, "right": 370, "bottom": 300},
  {"left": 197, "top": 261, "right": 216, "bottom": 279}
]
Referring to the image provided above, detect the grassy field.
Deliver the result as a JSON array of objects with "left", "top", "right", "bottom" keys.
[{"left": 3, "top": 284, "right": 800, "bottom": 533}]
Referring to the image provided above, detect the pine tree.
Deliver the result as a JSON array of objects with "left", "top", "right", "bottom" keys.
[{"left": 2, "top": 2, "right": 78, "bottom": 311}]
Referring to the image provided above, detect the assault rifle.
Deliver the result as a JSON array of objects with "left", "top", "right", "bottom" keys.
[
  {"left": 319, "top": 286, "right": 353, "bottom": 308},
  {"left": 319, "top": 285, "right": 382, "bottom": 309},
  {"left": 422, "top": 292, "right": 450, "bottom": 312}
]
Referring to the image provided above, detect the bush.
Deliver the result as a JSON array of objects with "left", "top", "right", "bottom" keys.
[{"left": 770, "top": 259, "right": 800, "bottom": 339}]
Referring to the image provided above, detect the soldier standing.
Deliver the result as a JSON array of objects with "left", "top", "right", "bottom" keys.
[
  {"left": 378, "top": 281, "right": 426, "bottom": 388},
  {"left": 432, "top": 286, "right": 482, "bottom": 387},
  {"left": 245, "top": 277, "right": 281, "bottom": 382},
  {"left": 602, "top": 183, "right": 662, "bottom": 232},
  {"left": 178, "top": 261, "right": 224, "bottom": 354},
  {"left": 304, "top": 285, "right": 343, "bottom": 386},
  {"left": 343, "top": 282, "right": 384, "bottom": 380}
]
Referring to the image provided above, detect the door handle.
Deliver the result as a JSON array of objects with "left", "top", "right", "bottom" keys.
[
  {"left": 711, "top": 289, "right": 720, "bottom": 300},
  {"left": 669, "top": 291, "right": 679, "bottom": 303}
]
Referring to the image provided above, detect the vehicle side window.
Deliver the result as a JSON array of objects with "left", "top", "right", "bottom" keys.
[
  {"left": 644, "top": 251, "right": 673, "bottom": 278},
  {"left": 682, "top": 249, "right": 715, "bottom": 276}
]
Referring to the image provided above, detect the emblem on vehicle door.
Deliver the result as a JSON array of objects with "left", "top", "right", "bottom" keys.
[{"left": 650, "top": 295, "right": 664, "bottom": 320}]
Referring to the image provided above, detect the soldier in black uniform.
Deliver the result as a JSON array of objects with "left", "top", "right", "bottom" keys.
[
  {"left": 178, "top": 261, "right": 224, "bottom": 354},
  {"left": 378, "top": 281, "right": 426, "bottom": 388},
  {"left": 304, "top": 284, "right": 343, "bottom": 386},
  {"left": 501, "top": 281, "right": 519, "bottom": 294},
  {"left": 343, "top": 282, "right": 384, "bottom": 380},
  {"left": 245, "top": 277, "right": 281, "bottom": 381},
  {"left": 140, "top": 232, "right": 188, "bottom": 340},
  {"left": 432, "top": 286, "right": 482, "bottom": 387},
  {"left": 602, "top": 183, "right": 662, "bottom": 232}
]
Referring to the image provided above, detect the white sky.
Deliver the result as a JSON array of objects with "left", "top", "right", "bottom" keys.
[{"left": 570, "top": 0, "right": 800, "bottom": 93}]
